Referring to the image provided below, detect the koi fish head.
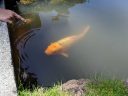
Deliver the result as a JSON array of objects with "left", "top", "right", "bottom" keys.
[{"left": 45, "top": 43, "right": 62, "bottom": 55}]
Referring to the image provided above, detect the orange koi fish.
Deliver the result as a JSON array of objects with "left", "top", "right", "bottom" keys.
[{"left": 45, "top": 25, "right": 90, "bottom": 57}]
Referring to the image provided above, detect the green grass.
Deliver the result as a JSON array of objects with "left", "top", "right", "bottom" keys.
[
  {"left": 18, "top": 85, "right": 72, "bottom": 96},
  {"left": 86, "top": 79, "right": 128, "bottom": 96},
  {"left": 18, "top": 79, "right": 128, "bottom": 96}
]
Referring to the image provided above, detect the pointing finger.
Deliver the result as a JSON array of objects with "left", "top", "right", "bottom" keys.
[
  {"left": 6, "top": 19, "right": 13, "bottom": 24},
  {"left": 13, "top": 12, "right": 26, "bottom": 22}
]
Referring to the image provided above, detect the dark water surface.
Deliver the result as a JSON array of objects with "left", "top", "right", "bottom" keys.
[{"left": 9, "top": 0, "right": 128, "bottom": 86}]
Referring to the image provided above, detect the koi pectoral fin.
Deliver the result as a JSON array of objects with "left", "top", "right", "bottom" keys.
[{"left": 60, "top": 52, "right": 69, "bottom": 58}]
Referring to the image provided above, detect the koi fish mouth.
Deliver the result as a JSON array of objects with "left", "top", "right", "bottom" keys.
[{"left": 45, "top": 50, "right": 52, "bottom": 55}]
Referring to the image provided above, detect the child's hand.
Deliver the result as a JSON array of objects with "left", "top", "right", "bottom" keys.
[{"left": 0, "top": 8, "right": 26, "bottom": 24}]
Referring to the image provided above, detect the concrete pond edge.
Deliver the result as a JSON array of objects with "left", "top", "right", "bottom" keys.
[{"left": 0, "top": 22, "right": 17, "bottom": 96}]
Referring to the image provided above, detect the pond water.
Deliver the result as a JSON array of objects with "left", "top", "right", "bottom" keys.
[{"left": 9, "top": 0, "right": 128, "bottom": 87}]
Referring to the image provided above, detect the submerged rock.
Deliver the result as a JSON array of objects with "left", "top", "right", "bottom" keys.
[{"left": 62, "top": 79, "right": 90, "bottom": 96}]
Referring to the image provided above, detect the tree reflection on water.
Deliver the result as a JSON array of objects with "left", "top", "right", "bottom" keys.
[{"left": 18, "top": 0, "right": 87, "bottom": 13}]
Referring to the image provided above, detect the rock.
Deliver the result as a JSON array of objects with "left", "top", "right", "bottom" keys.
[
  {"left": 62, "top": 79, "right": 90, "bottom": 96},
  {"left": 124, "top": 79, "right": 128, "bottom": 88}
]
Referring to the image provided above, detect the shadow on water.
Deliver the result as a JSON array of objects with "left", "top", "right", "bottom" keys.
[{"left": 8, "top": 0, "right": 128, "bottom": 88}]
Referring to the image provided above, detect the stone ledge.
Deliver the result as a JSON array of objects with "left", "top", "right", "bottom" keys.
[{"left": 0, "top": 22, "right": 17, "bottom": 96}]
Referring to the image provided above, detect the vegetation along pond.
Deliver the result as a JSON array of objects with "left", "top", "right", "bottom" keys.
[{"left": 7, "top": 0, "right": 128, "bottom": 88}]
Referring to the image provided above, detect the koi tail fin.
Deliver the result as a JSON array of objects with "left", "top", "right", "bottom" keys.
[{"left": 78, "top": 25, "right": 90, "bottom": 39}]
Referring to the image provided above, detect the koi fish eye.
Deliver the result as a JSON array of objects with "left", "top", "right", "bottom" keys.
[
  {"left": 53, "top": 45, "right": 57, "bottom": 48},
  {"left": 52, "top": 43, "right": 59, "bottom": 48},
  {"left": 51, "top": 45, "right": 57, "bottom": 51}
]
